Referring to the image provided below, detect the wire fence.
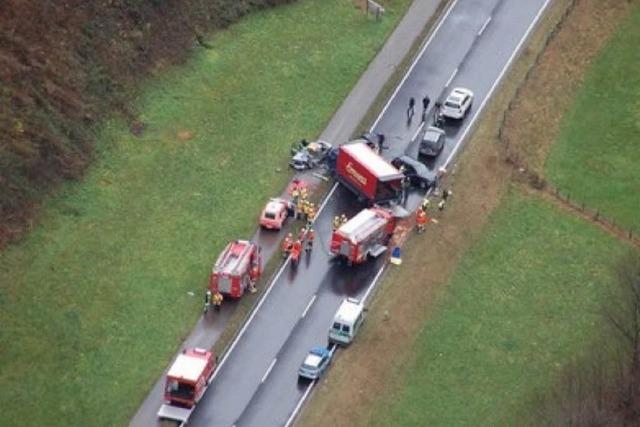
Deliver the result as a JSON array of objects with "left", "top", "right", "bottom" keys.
[
  {"left": 491, "top": 0, "right": 639, "bottom": 247},
  {"left": 545, "top": 183, "right": 639, "bottom": 247}
]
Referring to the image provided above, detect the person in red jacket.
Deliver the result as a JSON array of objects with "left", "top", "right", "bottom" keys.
[
  {"left": 416, "top": 208, "right": 428, "bottom": 233},
  {"left": 290, "top": 239, "right": 302, "bottom": 264},
  {"left": 282, "top": 233, "right": 293, "bottom": 258}
]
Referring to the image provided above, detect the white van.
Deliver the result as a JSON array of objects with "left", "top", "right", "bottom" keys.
[{"left": 328, "top": 298, "right": 365, "bottom": 345}]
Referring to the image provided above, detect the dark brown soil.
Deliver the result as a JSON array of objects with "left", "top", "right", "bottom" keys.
[{"left": 0, "top": 0, "right": 293, "bottom": 249}]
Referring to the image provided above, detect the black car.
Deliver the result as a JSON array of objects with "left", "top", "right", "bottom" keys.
[
  {"left": 391, "top": 155, "right": 436, "bottom": 189},
  {"left": 419, "top": 126, "right": 446, "bottom": 157}
]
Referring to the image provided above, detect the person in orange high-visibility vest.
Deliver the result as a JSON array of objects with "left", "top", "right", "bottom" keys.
[
  {"left": 290, "top": 239, "right": 302, "bottom": 264},
  {"left": 282, "top": 233, "right": 293, "bottom": 258},
  {"left": 416, "top": 208, "right": 428, "bottom": 233},
  {"left": 305, "top": 227, "right": 315, "bottom": 252}
]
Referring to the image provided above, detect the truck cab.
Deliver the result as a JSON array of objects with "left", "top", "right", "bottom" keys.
[{"left": 158, "top": 348, "right": 216, "bottom": 423}]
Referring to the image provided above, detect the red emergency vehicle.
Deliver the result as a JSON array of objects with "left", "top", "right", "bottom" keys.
[
  {"left": 210, "top": 240, "right": 262, "bottom": 298},
  {"left": 259, "top": 198, "right": 293, "bottom": 230},
  {"left": 157, "top": 347, "right": 216, "bottom": 424},
  {"left": 335, "top": 142, "right": 404, "bottom": 203},
  {"left": 329, "top": 207, "right": 396, "bottom": 264}
]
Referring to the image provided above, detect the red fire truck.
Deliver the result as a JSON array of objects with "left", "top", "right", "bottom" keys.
[
  {"left": 210, "top": 240, "right": 261, "bottom": 298},
  {"left": 332, "top": 142, "right": 404, "bottom": 203},
  {"left": 157, "top": 347, "right": 216, "bottom": 424},
  {"left": 329, "top": 207, "right": 396, "bottom": 264}
]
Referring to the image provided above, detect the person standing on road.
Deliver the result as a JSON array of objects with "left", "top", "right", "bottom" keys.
[
  {"left": 422, "top": 95, "right": 431, "bottom": 121},
  {"left": 407, "top": 97, "right": 415, "bottom": 121},
  {"left": 204, "top": 290, "right": 212, "bottom": 314},
  {"left": 305, "top": 227, "right": 315, "bottom": 253}
]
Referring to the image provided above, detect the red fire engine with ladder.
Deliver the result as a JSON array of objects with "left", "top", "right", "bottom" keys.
[
  {"left": 157, "top": 347, "right": 216, "bottom": 424},
  {"left": 209, "top": 240, "right": 261, "bottom": 298},
  {"left": 330, "top": 206, "right": 396, "bottom": 265}
]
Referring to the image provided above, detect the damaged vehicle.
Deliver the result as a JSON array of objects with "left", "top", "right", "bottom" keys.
[{"left": 289, "top": 139, "right": 332, "bottom": 170}]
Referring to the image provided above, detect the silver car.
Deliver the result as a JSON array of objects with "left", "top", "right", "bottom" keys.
[
  {"left": 442, "top": 87, "right": 474, "bottom": 120},
  {"left": 298, "top": 347, "right": 332, "bottom": 380}
]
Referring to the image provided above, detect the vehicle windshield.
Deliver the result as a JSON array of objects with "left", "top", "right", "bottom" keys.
[
  {"left": 167, "top": 379, "right": 195, "bottom": 400},
  {"left": 444, "top": 100, "right": 459, "bottom": 108},
  {"left": 264, "top": 212, "right": 276, "bottom": 220}
]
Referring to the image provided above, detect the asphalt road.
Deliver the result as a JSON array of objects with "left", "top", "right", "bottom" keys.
[{"left": 186, "top": 0, "right": 552, "bottom": 425}]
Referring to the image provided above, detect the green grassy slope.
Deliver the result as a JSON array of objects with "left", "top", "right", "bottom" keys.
[
  {"left": 546, "top": 6, "right": 640, "bottom": 231},
  {"left": 376, "top": 190, "right": 630, "bottom": 426},
  {"left": 0, "top": 1, "right": 410, "bottom": 425}
]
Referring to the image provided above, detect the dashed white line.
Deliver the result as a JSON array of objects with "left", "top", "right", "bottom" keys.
[
  {"left": 478, "top": 16, "right": 492, "bottom": 36},
  {"left": 444, "top": 0, "right": 552, "bottom": 168},
  {"left": 284, "top": 380, "right": 315, "bottom": 427},
  {"left": 301, "top": 294, "right": 317, "bottom": 318},
  {"left": 411, "top": 121, "right": 425, "bottom": 141},
  {"left": 261, "top": 358, "right": 277, "bottom": 383},
  {"left": 444, "top": 68, "right": 458, "bottom": 88},
  {"left": 370, "top": 0, "right": 461, "bottom": 131}
]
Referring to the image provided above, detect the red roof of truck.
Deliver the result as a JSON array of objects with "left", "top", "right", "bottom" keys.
[{"left": 341, "top": 143, "right": 403, "bottom": 180}]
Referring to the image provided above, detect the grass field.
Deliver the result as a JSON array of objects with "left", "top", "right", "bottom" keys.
[
  {"left": 546, "top": 6, "right": 640, "bottom": 231},
  {"left": 373, "top": 190, "right": 630, "bottom": 426},
  {"left": 0, "top": 1, "right": 411, "bottom": 425}
]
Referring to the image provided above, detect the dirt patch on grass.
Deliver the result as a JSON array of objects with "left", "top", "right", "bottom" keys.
[
  {"left": 295, "top": 0, "right": 639, "bottom": 424},
  {"left": 502, "top": 0, "right": 634, "bottom": 179}
]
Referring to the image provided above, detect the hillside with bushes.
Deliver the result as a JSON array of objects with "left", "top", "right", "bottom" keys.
[{"left": 0, "top": 0, "right": 292, "bottom": 248}]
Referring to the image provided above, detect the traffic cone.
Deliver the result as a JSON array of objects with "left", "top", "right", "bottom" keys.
[{"left": 390, "top": 246, "right": 402, "bottom": 265}]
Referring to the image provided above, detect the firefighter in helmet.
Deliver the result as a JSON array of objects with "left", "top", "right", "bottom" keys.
[
  {"left": 333, "top": 215, "right": 341, "bottom": 231},
  {"left": 212, "top": 291, "right": 223, "bottom": 311},
  {"left": 282, "top": 232, "right": 294, "bottom": 258},
  {"left": 340, "top": 214, "right": 348, "bottom": 227},
  {"left": 204, "top": 289, "right": 212, "bottom": 314}
]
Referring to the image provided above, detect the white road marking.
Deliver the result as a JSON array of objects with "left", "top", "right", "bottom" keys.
[
  {"left": 362, "top": 266, "right": 386, "bottom": 304},
  {"left": 370, "top": 0, "right": 461, "bottom": 131},
  {"left": 444, "top": 0, "right": 552, "bottom": 168},
  {"left": 317, "top": 182, "right": 339, "bottom": 214},
  {"left": 478, "top": 16, "right": 492, "bottom": 36},
  {"left": 444, "top": 68, "right": 458, "bottom": 88},
  {"left": 284, "top": 380, "right": 315, "bottom": 427},
  {"left": 301, "top": 294, "right": 317, "bottom": 318},
  {"left": 261, "top": 358, "right": 277, "bottom": 383},
  {"left": 212, "top": 255, "right": 290, "bottom": 379},
  {"left": 411, "top": 121, "right": 425, "bottom": 141}
]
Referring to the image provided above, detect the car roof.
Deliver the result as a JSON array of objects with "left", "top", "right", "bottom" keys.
[{"left": 310, "top": 346, "right": 329, "bottom": 357}]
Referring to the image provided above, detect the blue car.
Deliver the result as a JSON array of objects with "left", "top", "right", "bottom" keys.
[{"left": 298, "top": 347, "right": 331, "bottom": 380}]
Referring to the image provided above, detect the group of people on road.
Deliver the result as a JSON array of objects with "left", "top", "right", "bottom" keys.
[
  {"left": 407, "top": 94, "right": 432, "bottom": 123},
  {"left": 332, "top": 214, "right": 348, "bottom": 231},
  {"left": 291, "top": 187, "right": 316, "bottom": 226},
  {"left": 407, "top": 94, "right": 445, "bottom": 128},
  {"left": 415, "top": 186, "right": 451, "bottom": 233}
]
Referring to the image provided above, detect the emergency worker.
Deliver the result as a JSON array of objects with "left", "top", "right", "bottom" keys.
[
  {"left": 340, "top": 214, "right": 348, "bottom": 227},
  {"left": 305, "top": 227, "right": 315, "bottom": 252},
  {"left": 416, "top": 208, "right": 428, "bottom": 233},
  {"left": 212, "top": 292, "right": 223, "bottom": 310},
  {"left": 204, "top": 290, "right": 212, "bottom": 313},
  {"left": 333, "top": 216, "right": 341, "bottom": 230},
  {"left": 282, "top": 232, "right": 293, "bottom": 257}
]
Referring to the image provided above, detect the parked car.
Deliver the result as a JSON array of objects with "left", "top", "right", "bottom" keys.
[
  {"left": 259, "top": 198, "right": 294, "bottom": 230},
  {"left": 391, "top": 155, "right": 437, "bottom": 189},
  {"left": 419, "top": 126, "right": 446, "bottom": 157},
  {"left": 289, "top": 140, "right": 332, "bottom": 170},
  {"left": 298, "top": 346, "right": 332, "bottom": 380},
  {"left": 441, "top": 87, "right": 474, "bottom": 119}
]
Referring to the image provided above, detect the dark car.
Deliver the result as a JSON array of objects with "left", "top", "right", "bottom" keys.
[
  {"left": 391, "top": 155, "right": 436, "bottom": 189},
  {"left": 419, "top": 126, "right": 446, "bottom": 157}
]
